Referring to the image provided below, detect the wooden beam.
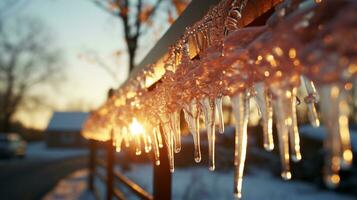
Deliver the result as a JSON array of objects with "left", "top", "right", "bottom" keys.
[
  {"left": 134, "top": 0, "right": 221, "bottom": 74},
  {"left": 118, "top": 0, "right": 283, "bottom": 91}
]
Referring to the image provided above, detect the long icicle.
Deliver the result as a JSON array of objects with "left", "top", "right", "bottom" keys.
[
  {"left": 301, "top": 76, "right": 320, "bottom": 127},
  {"left": 152, "top": 127, "right": 161, "bottom": 166},
  {"left": 319, "top": 84, "right": 353, "bottom": 188},
  {"left": 289, "top": 87, "right": 302, "bottom": 162},
  {"left": 200, "top": 97, "right": 216, "bottom": 171},
  {"left": 338, "top": 91, "right": 353, "bottom": 169},
  {"left": 319, "top": 85, "right": 342, "bottom": 188},
  {"left": 171, "top": 110, "right": 181, "bottom": 153},
  {"left": 143, "top": 133, "right": 150, "bottom": 153},
  {"left": 115, "top": 135, "right": 123, "bottom": 152},
  {"left": 231, "top": 90, "right": 250, "bottom": 199},
  {"left": 135, "top": 135, "right": 141, "bottom": 155},
  {"left": 155, "top": 125, "right": 164, "bottom": 148},
  {"left": 216, "top": 96, "right": 225, "bottom": 134},
  {"left": 272, "top": 87, "right": 292, "bottom": 180},
  {"left": 114, "top": 128, "right": 123, "bottom": 152},
  {"left": 161, "top": 122, "right": 175, "bottom": 172},
  {"left": 123, "top": 127, "right": 130, "bottom": 148},
  {"left": 183, "top": 99, "right": 202, "bottom": 162},
  {"left": 255, "top": 83, "right": 274, "bottom": 151}
]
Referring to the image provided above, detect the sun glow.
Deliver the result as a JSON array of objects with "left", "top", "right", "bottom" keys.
[{"left": 129, "top": 118, "right": 145, "bottom": 136}]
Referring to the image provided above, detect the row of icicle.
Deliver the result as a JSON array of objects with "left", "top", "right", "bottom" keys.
[{"left": 82, "top": 0, "right": 356, "bottom": 199}]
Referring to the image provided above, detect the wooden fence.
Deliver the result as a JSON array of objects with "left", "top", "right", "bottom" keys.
[{"left": 88, "top": 137, "right": 171, "bottom": 200}]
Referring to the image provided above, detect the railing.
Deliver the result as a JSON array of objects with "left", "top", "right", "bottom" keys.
[{"left": 88, "top": 136, "right": 172, "bottom": 200}]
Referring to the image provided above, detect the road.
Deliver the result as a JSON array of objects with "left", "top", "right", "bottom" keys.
[
  {"left": 0, "top": 156, "right": 88, "bottom": 200},
  {"left": 0, "top": 142, "right": 89, "bottom": 200}
]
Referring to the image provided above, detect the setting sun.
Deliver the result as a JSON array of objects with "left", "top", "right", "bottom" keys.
[{"left": 129, "top": 118, "right": 144, "bottom": 136}]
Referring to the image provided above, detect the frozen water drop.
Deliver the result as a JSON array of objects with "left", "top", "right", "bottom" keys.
[
  {"left": 281, "top": 171, "right": 292, "bottom": 180},
  {"left": 324, "top": 173, "right": 340, "bottom": 189}
]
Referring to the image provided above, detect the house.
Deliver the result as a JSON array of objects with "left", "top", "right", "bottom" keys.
[{"left": 45, "top": 112, "right": 89, "bottom": 148}]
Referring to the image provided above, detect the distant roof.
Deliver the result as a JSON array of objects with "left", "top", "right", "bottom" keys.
[{"left": 47, "top": 112, "right": 89, "bottom": 132}]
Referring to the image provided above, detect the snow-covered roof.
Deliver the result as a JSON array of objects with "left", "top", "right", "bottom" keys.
[{"left": 47, "top": 112, "right": 89, "bottom": 132}]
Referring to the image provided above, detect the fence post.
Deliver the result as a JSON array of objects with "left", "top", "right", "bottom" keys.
[
  {"left": 153, "top": 130, "right": 172, "bottom": 200},
  {"left": 106, "top": 130, "right": 115, "bottom": 200},
  {"left": 88, "top": 139, "right": 96, "bottom": 192}
]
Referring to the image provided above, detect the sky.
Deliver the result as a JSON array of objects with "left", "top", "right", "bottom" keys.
[{"left": 8, "top": 0, "right": 170, "bottom": 129}]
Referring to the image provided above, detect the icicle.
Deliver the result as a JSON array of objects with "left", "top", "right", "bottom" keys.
[
  {"left": 319, "top": 85, "right": 342, "bottom": 188},
  {"left": 161, "top": 123, "right": 175, "bottom": 172},
  {"left": 255, "top": 83, "right": 274, "bottom": 151},
  {"left": 319, "top": 84, "right": 353, "bottom": 188},
  {"left": 200, "top": 97, "right": 216, "bottom": 171},
  {"left": 112, "top": 127, "right": 123, "bottom": 152},
  {"left": 144, "top": 134, "right": 152, "bottom": 153},
  {"left": 231, "top": 90, "right": 250, "bottom": 199},
  {"left": 123, "top": 127, "right": 130, "bottom": 148},
  {"left": 183, "top": 99, "right": 202, "bottom": 163},
  {"left": 152, "top": 129, "right": 161, "bottom": 166},
  {"left": 155, "top": 126, "right": 164, "bottom": 148},
  {"left": 170, "top": 110, "right": 181, "bottom": 153},
  {"left": 288, "top": 88, "right": 302, "bottom": 162},
  {"left": 115, "top": 133, "right": 123, "bottom": 152},
  {"left": 135, "top": 136, "right": 141, "bottom": 155},
  {"left": 272, "top": 87, "right": 292, "bottom": 180},
  {"left": 301, "top": 76, "right": 320, "bottom": 127},
  {"left": 216, "top": 96, "right": 225, "bottom": 134},
  {"left": 339, "top": 95, "right": 353, "bottom": 169}
]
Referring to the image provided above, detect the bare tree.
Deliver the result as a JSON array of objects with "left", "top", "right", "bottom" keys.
[
  {"left": 0, "top": 17, "right": 63, "bottom": 132},
  {"left": 91, "top": 0, "right": 189, "bottom": 77}
]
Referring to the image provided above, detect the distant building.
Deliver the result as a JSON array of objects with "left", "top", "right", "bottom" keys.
[{"left": 45, "top": 112, "right": 89, "bottom": 148}]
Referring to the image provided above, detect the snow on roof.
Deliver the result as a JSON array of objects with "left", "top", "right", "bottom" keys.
[{"left": 47, "top": 112, "right": 89, "bottom": 132}]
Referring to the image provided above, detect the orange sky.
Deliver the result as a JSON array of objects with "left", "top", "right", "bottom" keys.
[{"left": 11, "top": 0, "right": 171, "bottom": 129}]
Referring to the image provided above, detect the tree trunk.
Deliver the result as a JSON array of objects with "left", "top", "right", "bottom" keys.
[
  {"left": 128, "top": 46, "right": 136, "bottom": 73},
  {"left": 1, "top": 112, "right": 11, "bottom": 132}
]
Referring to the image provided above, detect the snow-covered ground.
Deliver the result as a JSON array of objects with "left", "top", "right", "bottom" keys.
[
  {"left": 0, "top": 142, "right": 88, "bottom": 164},
  {"left": 42, "top": 125, "right": 357, "bottom": 200},
  {"left": 43, "top": 169, "right": 95, "bottom": 200},
  {"left": 119, "top": 164, "right": 356, "bottom": 200},
  {"left": 45, "top": 164, "right": 356, "bottom": 200}
]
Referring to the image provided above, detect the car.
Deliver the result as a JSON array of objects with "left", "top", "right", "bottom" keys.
[{"left": 0, "top": 133, "right": 27, "bottom": 158}]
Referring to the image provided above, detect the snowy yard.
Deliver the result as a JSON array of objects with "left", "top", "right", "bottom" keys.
[
  {"left": 118, "top": 164, "right": 356, "bottom": 200},
  {"left": 46, "top": 163, "right": 356, "bottom": 200},
  {"left": 41, "top": 125, "right": 357, "bottom": 200}
]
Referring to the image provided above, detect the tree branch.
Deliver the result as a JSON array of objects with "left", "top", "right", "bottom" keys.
[{"left": 139, "top": 0, "right": 163, "bottom": 35}]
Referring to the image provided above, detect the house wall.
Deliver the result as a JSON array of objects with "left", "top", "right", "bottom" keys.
[{"left": 45, "top": 130, "right": 87, "bottom": 148}]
